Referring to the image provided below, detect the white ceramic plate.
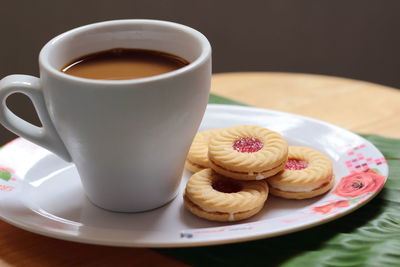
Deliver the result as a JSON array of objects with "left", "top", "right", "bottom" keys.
[{"left": 0, "top": 104, "right": 388, "bottom": 247}]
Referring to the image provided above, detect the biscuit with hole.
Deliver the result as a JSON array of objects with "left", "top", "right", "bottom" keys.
[{"left": 184, "top": 168, "right": 269, "bottom": 222}]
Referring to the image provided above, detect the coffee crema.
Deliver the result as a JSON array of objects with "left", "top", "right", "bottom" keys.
[{"left": 61, "top": 48, "right": 189, "bottom": 80}]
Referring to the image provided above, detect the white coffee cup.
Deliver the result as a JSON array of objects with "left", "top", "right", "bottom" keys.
[{"left": 0, "top": 20, "right": 211, "bottom": 212}]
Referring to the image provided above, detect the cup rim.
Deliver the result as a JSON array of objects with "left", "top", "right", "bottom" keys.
[{"left": 39, "top": 19, "right": 211, "bottom": 85}]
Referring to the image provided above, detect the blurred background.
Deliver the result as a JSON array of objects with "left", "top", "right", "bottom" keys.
[{"left": 1, "top": 0, "right": 400, "bottom": 143}]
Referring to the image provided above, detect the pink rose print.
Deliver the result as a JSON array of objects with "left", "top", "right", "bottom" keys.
[
  {"left": 313, "top": 200, "right": 350, "bottom": 214},
  {"left": 334, "top": 169, "right": 385, "bottom": 198}
]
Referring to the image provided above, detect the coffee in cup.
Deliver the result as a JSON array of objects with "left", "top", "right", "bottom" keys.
[{"left": 62, "top": 48, "right": 189, "bottom": 80}]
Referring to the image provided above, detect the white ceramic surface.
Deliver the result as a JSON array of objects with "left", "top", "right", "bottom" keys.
[
  {"left": 0, "top": 104, "right": 388, "bottom": 247},
  {"left": 0, "top": 20, "right": 212, "bottom": 212}
]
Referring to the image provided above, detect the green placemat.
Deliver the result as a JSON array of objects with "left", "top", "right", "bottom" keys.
[{"left": 158, "top": 94, "right": 400, "bottom": 267}]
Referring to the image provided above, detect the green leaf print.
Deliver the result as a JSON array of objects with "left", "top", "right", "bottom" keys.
[{"left": 0, "top": 170, "right": 12, "bottom": 181}]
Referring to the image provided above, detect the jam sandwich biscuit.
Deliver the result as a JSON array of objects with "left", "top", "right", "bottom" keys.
[
  {"left": 185, "top": 129, "right": 222, "bottom": 173},
  {"left": 208, "top": 125, "right": 288, "bottom": 180},
  {"left": 267, "top": 146, "right": 334, "bottom": 199},
  {"left": 184, "top": 168, "right": 269, "bottom": 222}
]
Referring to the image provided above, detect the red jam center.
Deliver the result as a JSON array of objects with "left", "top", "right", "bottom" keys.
[
  {"left": 233, "top": 137, "right": 264, "bottom": 153},
  {"left": 285, "top": 159, "right": 308, "bottom": 170}
]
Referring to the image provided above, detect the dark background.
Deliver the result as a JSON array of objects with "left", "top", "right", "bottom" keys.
[{"left": 1, "top": 0, "right": 400, "bottom": 144}]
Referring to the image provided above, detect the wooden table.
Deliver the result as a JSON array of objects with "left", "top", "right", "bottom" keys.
[
  {"left": 212, "top": 72, "right": 400, "bottom": 139},
  {"left": 0, "top": 72, "right": 398, "bottom": 266}
]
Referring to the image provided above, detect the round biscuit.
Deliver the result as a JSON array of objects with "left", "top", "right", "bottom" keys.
[
  {"left": 186, "top": 129, "right": 222, "bottom": 172},
  {"left": 208, "top": 125, "right": 288, "bottom": 180},
  {"left": 268, "top": 146, "right": 334, "bottom": 199},
  {"left": 184, "top": 169, "right": 269, "bottom": 221}
]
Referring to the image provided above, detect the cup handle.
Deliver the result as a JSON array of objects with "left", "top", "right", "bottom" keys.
[{"left": 0, "top": 75, "right": 72, "bottom": 162}]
